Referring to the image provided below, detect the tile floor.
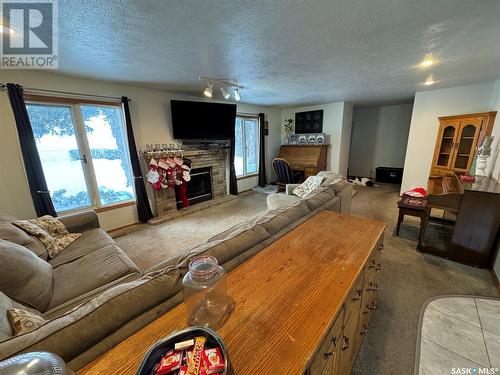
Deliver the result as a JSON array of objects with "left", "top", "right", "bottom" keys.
[{"left": 418, "top": 297, "right": 500, "bottom": 374}]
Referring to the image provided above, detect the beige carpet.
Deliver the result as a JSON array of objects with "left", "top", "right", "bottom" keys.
[{"left": 116, "top": 191, "right": 268, "bottom": 271}]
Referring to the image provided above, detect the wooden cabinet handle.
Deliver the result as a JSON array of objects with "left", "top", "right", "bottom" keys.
[
  {"left": 342, "top": 335, "right": 350, "bottom": 351},
  {"left": 352, "top": 289, "right": 363, "bottom": 300},
  {"left": 360, "top": 325, "right": 368, "bottom": 335},
  {"left": 331, "top": 336, "right": 337, "bottom": 347},
  {"left": 323, "top": 351, "right": 334, "bottom": 359},
  {"left": 363, "top": 304, "right": 372, "bottom": 314}
]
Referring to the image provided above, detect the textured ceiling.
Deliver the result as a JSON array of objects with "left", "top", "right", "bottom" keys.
[{"left": 56, "top": 0, "right": 500, "bottom": 107}]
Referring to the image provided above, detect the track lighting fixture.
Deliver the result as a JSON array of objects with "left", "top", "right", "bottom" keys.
[
  {"left": 203, "top": 82, "right": 213, "bottom": 98},
  {"left": 199, "top": 76, "right": 243, "bottom": 101},
  {"left": 233, "top": 88, "right": 241, "bottom": 101},
  {"left": 220, "top": 86, "right": 230, "bottom": 100}
]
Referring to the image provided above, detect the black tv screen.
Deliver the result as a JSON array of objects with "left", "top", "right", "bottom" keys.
[{"left": 171, "top": 100, "right": 237, "bottom": 140}]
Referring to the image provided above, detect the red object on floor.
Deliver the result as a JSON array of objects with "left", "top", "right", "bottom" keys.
[{"left": 177, "top": 182, "right": 189, "bottom": 208}]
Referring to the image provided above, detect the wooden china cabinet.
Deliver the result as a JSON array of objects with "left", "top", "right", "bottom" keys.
[{"left": 430, "top": 112, "right": 496, "bottom": 176}]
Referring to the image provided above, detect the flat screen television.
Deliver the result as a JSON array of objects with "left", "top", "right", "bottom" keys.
[{"left": 170, "top": 100, "right": 237, "bottom": 140}]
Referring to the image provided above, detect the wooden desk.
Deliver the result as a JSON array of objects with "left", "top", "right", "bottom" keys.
[
  {"left": 79, "top": 212, "right": 386, "bottom": 375},
  {"left": 278, "top": 145, "right": 328, "bottom": 178}
]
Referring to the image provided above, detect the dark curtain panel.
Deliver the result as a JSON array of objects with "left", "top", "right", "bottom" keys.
[
  {"left": 7, "top": 83, "right": 56, "bottom": 217},
  {"left": 121, "top": 97, "right": 154, "bottom": 222},
  {"left": 258, "top": 113, "right": 267, "bottom": 187},
  {"left": 229, "top": 125, "right": 238, "bottom": 195}
]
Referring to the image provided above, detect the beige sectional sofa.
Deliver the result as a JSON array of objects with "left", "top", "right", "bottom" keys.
[{"left": 0, "top": 174, "right": 352, "bottom": 370}]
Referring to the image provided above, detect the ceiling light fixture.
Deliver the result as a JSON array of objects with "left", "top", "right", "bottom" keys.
[
  {"left": 424, "top": 75, "right": 435, "bottom": 86},
  {"left": 203, "top": 82, "right": 213, "bottom": 98},
  {"left": 420, "top": 54, "right": 436, "bottom": 68},
  {"left": 233, "top": 88, "right": 241, "bottom": 101},
  {"left": 220, "top": 86, "right": 230, "bottom": 100},
  {"left": 199, "top": 76, "right": 244, "bottom": 101}
]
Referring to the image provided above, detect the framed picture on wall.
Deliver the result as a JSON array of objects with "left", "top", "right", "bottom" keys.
[{"left": 295, "top": 110, "right": 323, "bottom": 134}]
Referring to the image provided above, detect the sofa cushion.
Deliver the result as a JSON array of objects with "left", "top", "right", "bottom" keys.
[
  {"left": 266, "top": 193, "right": 301, "bottom": 210},
  {"left": 0, "top": 267, "right": 181, "bottom": 363},
  {"left": 49, "top": 229, "right": 114, "bottom": 268},
  {"left": 0, "top": 220, "right": 47, "bottom": 260},
  {"left": 303, "top": 187, "right": 334, "bottom": 210},
  {"left": 0, "top": 239, "right": 53, "bottom": 312},
  {"left": 49, "top": 244, "right": 140, "bottom": 310},
  {"left": 251, "top": 201, "right": 310, "bottom": 235},
  {"left": 179, "top": 222, "right": 270, "bottom": 268}
]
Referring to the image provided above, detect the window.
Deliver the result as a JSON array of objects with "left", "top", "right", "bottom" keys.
[
  {"left": 26, "top": 100, "right": 135, "bottom": 213},
  {"left": 235, "top": 115, "right": 259, "bottom": 177}
]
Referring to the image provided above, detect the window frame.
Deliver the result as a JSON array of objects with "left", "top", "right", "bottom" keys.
[
  {"left": 235, "top": 114, "right": 260, "bottom": 179},
  {"left": 25, "top": 95, "right": 136, "bottom": 214}
]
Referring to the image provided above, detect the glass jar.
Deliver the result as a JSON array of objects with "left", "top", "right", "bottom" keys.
[{"left": 182, "top": 255, "right": 230, "bottom": 328}]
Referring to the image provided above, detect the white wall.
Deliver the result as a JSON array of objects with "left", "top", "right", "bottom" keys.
[
  {"left": 0, "top": 71, "right": 281, "bottom": 230},
  {"left": 400, "top": 82, "right": 496, "bottom": 193},
  {"left": 487, "top": 78, "right": 500, "bottom": 181},
  {"left": 488, "top": 78, "right": 500, "bottom": 281},
  {"left": 280, "top": 102, "right": 353, "bottom": 176},
  {"left": 349, "top": 103, "right": 413, "bottom": 177}
]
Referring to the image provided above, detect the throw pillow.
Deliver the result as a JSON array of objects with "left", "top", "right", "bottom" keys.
[
  {"left": 0, "top": 239, "right": 53, "bottom": 312},
  {"left": 292, "top": 176, "right": 324, "bottom": 198},
  {"left": 7, "top": 308, "right": 47, "bottom": 335},
  {"left": 34, "top": 215, "right": 69, "bottom": 237},
  {"left": 13, "top": 216, "right": 81, "bottom": 258}
]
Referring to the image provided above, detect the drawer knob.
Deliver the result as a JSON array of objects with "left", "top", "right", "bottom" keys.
[
  {"left": 342, "top": 335, "right": 350, "bottom": 351},
  {"left": 363, "top": 303, "right": 372, "bottom": 314},
  {"left": 352, "top": 289, "right": 363, "bottom": 300},
  {"left": 323, "top": 351, "right": 334, "bottom": 359},
  {"left": 360, "top": 325, "right": 369, "bottom": 335}
]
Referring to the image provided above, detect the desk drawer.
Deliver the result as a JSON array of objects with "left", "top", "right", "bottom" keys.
[
  {"left": 309, "top": 307, "right": 344, "bottom": 374},
  {"left": 345, "top": 272, "right": 365, "bottom": 324}
]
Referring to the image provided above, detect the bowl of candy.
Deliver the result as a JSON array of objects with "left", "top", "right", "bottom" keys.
[{"left": 136, "top": 326, "right": 232, "bottom": 375}]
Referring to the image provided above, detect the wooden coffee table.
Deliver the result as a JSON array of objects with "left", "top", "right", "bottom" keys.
[{"left": 79, "top": 211, "right": 386, "bottom": 375}]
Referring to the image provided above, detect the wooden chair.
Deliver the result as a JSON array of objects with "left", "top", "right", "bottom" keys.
[{"left": 272, "top": 158, "right": 303, "bottom": 192}]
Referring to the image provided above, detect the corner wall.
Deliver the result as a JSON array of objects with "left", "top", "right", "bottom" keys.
[
  {"left": 280, "top": 102, "right": 353, "bottom": 176},
  {"left": 0, "top": 71, "right": 282, "bottom": 230},
  {"left": 400, "top": 82, "right": 496, "bottom": 193}
]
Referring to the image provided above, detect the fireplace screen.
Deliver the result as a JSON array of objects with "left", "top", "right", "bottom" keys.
[{"left": 176, "top": 167, "right": 212, "bottom": 208}]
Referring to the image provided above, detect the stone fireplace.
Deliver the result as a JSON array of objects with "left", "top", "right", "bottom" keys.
[{"left": 144, "top": 148, "right": 228, "bottom": 218}]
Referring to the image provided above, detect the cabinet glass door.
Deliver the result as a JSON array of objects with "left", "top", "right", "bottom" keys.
[
  {"left": 436, "top": 125, "right": 456, "bottom": 168},
  {"left": 453, "top": 122, "right": 480, "bottom": 171}
]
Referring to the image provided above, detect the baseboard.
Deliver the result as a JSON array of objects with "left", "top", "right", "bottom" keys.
[
  {"left": 107, "top": 222, "right": 141, "bottom": 238},
  {"left": 491, "top": 270, "right": 500, "bottom": 296}
]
